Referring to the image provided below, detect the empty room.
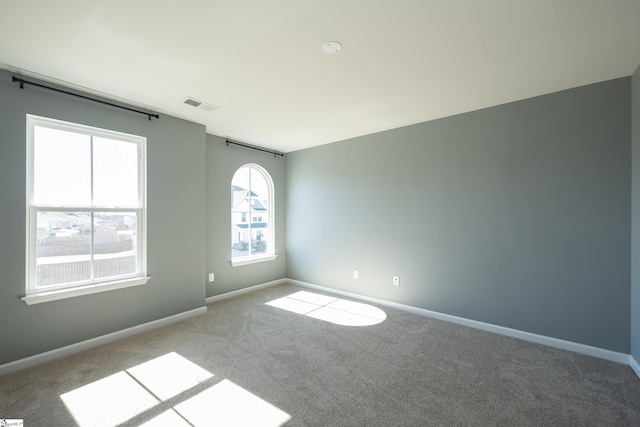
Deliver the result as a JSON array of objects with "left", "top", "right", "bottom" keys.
[{"left": 1, "top": 1, "right": 640, "bottom": 425}]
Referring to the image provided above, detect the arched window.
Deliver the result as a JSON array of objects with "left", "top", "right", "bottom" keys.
[{"left": 231, "top": 164, "right": 276, "bottom": 266}]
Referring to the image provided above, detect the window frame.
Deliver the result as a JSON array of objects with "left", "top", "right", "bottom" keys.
[
  {"left": 231, "top": 163, "right": 276, "bottom": 267},
  {"left": 23, "top": 115, "right": 149, "bottom": 305}
]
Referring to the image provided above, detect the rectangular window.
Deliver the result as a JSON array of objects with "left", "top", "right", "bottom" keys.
[{"left": 24, "top": 115, "right": 148, "bottom": 304}]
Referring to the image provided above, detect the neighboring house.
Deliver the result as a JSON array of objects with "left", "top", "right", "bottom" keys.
[
  {"left": 35, "top": 212, "right": 137, "bottom": 286},
  {"left": 231, "top": 185, "right": 268, "bottom": 254},
  {"left": 36, "top": 212, "right": 135, "bottom": 255},
  {"left": 36, "top": 212, "right": 91, "bottom": 242}
]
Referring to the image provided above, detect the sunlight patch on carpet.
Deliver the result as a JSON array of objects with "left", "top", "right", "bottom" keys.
[
  {"left": 126, "top": 352, "right": 213, "bottom": 400},
  {"left": 174, "top": 379, "right": 291, "bottom": 426},
  {"left": 60, "top": 371, "right": 160, "bottom": 427},
  {"left": 266, "top": 291, "right": 386, "bottom": 326},
  {"left": 138, "top": 409, "right": 191, "bottom": 426},
  {"left": 60, "top": 351, "right": 289, "bottom": 426}
]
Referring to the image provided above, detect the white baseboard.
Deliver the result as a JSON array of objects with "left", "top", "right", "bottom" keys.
[
  {"left": 206, "top": 278, "right": 286, "bottom": 304},
  {"left": 4, "top": 277, "right": 636, "bottom": 380},
  {"left": 631, "top": 355, "right": 640, "bottom": 379},
  {"left": 0, "top": 306, "right": 207, "bottom": 376},
  {"left": 288, "top": 278, "right": 631, "bottom": 366}
]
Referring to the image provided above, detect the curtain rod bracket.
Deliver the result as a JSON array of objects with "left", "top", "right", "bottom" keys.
[{"left": 12, "top": 76, "right": 159, "bottom": 120}]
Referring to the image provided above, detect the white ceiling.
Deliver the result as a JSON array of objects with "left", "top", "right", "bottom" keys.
[{"left": 1, "top": 1, "right": 639, "bottom": 153}]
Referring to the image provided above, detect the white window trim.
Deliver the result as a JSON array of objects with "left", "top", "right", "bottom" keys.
[
  {"left": 231, "top": 163, "right": 276, "bottom": 267},
  {"left": 24, "top": 115, "right": 148, "bottom": 303},
  {"left": 21, "top": 276, "right": 150, "bottom": 305},
  {"left": 231, "top": 254, "right": 278, "bottom": 267}
]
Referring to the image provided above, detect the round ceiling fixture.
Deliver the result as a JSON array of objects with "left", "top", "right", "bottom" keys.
[{"left": 322, "top": 41, "right": 342, "bottom": 54}]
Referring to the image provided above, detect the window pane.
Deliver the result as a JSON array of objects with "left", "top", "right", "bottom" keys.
[
  {"left": 250, "top": 226, "right": 269, "bottom": 255},
  {"left": 232, "top": 167, "right": 251, "bottom": 257},
  {"left": 27, "top": 116, "right": 146, "bottom": 295},
  {"left": 33, "top": 126, "right": 91, "bottom": 205},
  {"left": 36, "top": 211, "right": 91, "bottom": 287},
  {"left": 93, "top": 212, "right": 138, "bottom": 279},
  {"left": 93, "top": 137, "right": 139, "bottom": 206},
  {"left": 250, "top": 167, "right": 269, "bottom": 210},
  {"left": 231, "top": 189, "right": 251, "bottom": 213},
  {"left": 231, "top": 216, "right": 250, "bottom": 258},
  {"left": 231, "top": 164, "right": 273, "bottom": 262},
  {"left": 231, "top": 166, "right": 250, "bottom": 190}
]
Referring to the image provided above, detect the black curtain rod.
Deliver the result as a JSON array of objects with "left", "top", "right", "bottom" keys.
[
  {"left": 12, "top": 76, "right": 159, "bottom": 121},
  {"left": 226, "top": 139, "right": 284, "bottom": 157}
]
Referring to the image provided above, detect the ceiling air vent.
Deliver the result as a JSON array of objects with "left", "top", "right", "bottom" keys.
[{"left": 183, "top": 97, "right": 219, "bottom": 112}]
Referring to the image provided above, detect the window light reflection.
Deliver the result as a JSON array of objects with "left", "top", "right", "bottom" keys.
[
  {"left": 138, "top": 409, "right": 191, "bottom": 427},
  {"left": 174, "top": 379, "right": 291, "bottom": 426},
  {"left": 266, "top": 291, "right": 387, "bottom": 326},
  {"left": 126, "top": 351, "right": 213, "bottom": 400},
  {"left": 61, "top": 351, "right": 291, "bottom": 426},
  {"left": 60, "top": 371, "right": 160, "bottom": 427}
]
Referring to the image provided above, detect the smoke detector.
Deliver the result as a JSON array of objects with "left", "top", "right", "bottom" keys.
[
  {"left": 183, "top": 97, "right": 219, "bottom": 112},
  {"left": 322, "top": 41, "right": 342, "bottom": 54}
]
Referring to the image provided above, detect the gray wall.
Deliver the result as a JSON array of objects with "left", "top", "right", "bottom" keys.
[
  {"left": 286, "top": 78, "right": 631, "bottom": 353},
  {"left": 0, "top": 69, "right": 207, "bottom": 365},
  {"left": 632, "top": 64, "right": 640, "bottom": 362},
  {"left": 0, "top": 65, "right": 635, "bottom": 366},
  {"left": 206, "top": 134, "right": 286, "bottom": 296}
]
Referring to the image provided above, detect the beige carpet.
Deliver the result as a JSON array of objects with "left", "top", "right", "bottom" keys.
[{"left": 1, "top": 283, "right": 639, "bottom": 426}]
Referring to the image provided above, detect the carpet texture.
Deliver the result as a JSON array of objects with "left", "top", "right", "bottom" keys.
[{"left": 1, "top": 283, "right": 639, "bottom": 426}]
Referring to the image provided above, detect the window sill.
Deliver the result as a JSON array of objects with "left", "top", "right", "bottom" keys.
[
  {"left": 231, "top": 254, "right": 277, "bottom": 267},
  {"left": 22, "top": 276, "right": 150, "bottom": 305}
]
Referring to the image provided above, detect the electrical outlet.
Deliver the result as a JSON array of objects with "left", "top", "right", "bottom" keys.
[
  {"left": 393, "top": 276, "right": 400, "bottom": 286},
  {"left": 353, "top": 270, "right": 359, "bottom": 279},
  {"left": 208, "top": 273, "right": 215, "bottom": 282}
]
